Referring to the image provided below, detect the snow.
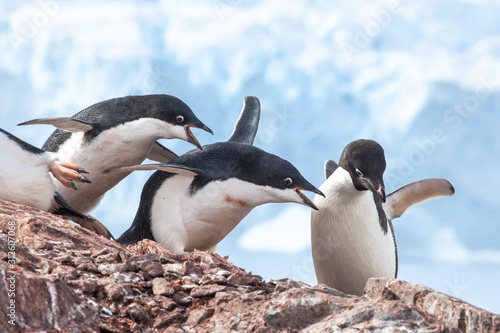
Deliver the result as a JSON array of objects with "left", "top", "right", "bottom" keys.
[{"left": 1, "top": 0, "right": 499, "bottom": 313}]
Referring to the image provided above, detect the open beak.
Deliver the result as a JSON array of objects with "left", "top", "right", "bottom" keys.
[
  {"left": 184, "top": 124, "right": 213, "bottom": 150},
  {"left": 295, "top": 187, "right": 325, "bottom": 210}
]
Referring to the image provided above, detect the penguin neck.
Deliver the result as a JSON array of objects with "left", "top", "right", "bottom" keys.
[
  {"left": 317, "top": 167, "right": 390, "bottom": 233},
  {"left": 321, "top": 167, "right": 366, "bottom": 204}
]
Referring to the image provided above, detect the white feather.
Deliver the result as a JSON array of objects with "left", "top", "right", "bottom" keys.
[
  {"left": 0, "top": 132, "right": 56, "bottom": 211},
  {"left": 151, "top": 176, "right": 304, "bottom": 256},
  {"left": 311, "top": 167, "right": 396, "bottom": 296},
  {"left": 53, "top": 118, "right": 186, "bottom": 213}
]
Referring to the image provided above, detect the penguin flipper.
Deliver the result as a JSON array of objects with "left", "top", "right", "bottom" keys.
[
  {"left": 68, "top": 215, "right": 114, "bottom": 239},
  {"left": 147, "top": 141, "right": 178, "bottom": 163},
  {"left": 228, "top": 96, "right": 261, "bottom": 145},
  {"left": 18, "top": 117, "right": 95, "bottom": 132},
  {"left": 384, "top": 178, "right": 455, "bottom": 220},
  {"left": 53, "top": 192, "right": 87, "bottom": 219},
  {"left": 53, "top": 193, "right": 114, "bottom": 239},
  {"left": 103, "top": 163, "right": 203, "bottom": 177},
  {"left": 324, "top": 160, "right": 339, "bottom": 179}
]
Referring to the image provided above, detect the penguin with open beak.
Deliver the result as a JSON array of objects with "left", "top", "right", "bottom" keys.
[
  {"left": 19, "top": 94, "right": 212, "bottom": 214},
  {"left": 106, "top": 97, "right": 324, "bottom": 255}
]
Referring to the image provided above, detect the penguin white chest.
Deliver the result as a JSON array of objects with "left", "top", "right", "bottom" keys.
[
  {"left": 311, "top": 168, "right": 396, "bottom": 296},
  {"left": 150, "top": 177, "right": 258, "bottom": 256},
  {"left": 0, "top": 136, "right": 55, "bottom": 211},
  {"left": 54, "top": 119, "right": 167, "bottom": 212}
]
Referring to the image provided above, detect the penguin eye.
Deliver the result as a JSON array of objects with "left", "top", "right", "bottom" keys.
[
  {"left": 283, "top": 177, "right": 293, "bottom": 187},
  {"left": 355, "top": 169, "right": 364, "bottom": 177},
  {"left": 175, "top": 115, "right": 185, "bottom": 123}
]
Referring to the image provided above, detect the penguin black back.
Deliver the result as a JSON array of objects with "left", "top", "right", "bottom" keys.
[{"left": 43, "top": 95, "right": 199, "bottom": 151}]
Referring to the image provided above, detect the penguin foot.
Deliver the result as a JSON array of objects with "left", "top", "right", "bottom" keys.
[{"left": 49, "top": 160, "right": 92, "bottom": 190}]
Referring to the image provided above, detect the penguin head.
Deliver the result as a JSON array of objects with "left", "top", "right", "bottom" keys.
[
  {"left": 140, "top": 95, "right": 213, "bottom": 149},
  {"left": 339, "top": 139, "right": 386, "bottom": 202},
  {"left": 186, "top": 142, "right": 325, "bottom": 210}
]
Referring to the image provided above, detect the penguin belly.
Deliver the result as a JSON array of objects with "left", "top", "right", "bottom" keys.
[
  {"left": 0, "top": 146, "right": 55, "bottom": 211},
  {"left": 150, "top": 178, "right": 255, "bottom": 256},
  {"left": 311, "top": 171, "right": 396, "bottom": 296},
  {"left": 53, "top": 126, "right": 153, "bottom": 213}
]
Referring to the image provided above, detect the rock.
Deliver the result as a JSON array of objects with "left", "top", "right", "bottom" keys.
[
  {"left": 164, "top": 263, "right": 186, "bottom": 275},
  {"left": 0, "top": 198, "right": 498, "bottom": 332},
  {"left": 264, "top": 288, "right": 334, "bottom": 329},
  {"left": 184, "top": 260, "right": 203, "bottom": 276},
  {"left": 364, "top": 278, "right": 500, "bottom": 333},
  {"left": 199, "top": 274, "right": 227, "bottom": 285},
  {"left": 152, "top": 277, "right": 175, "bottom": 296},
  {"left": 98, "top": 263, "right": 127, "bottom": 276},
  {"left": 173, "top": 291, "right": 193, "bottom": 306},
  {"left": 104, "top": 283, "right": 133, "bottom": 301},
  {"left": 227, "top": 272, "right": 262, "bottom": 286},
  {"left": 191, "top": 284, "right": 227, "bottom": 298},
  {"left": 186, "top": 308, "right": 215, "bottom": 325},
  {"left": 126, "top": 303, "right": 149, "bottom": 323}
]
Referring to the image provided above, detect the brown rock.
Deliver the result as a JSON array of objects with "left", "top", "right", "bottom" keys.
[
  {"left": 164, "top": 263, "right": 186, "bottom": 275},
  {"left": 76, "top": 262, "right": 99, "bottom": 273},
  {"left": 98, "top": 263, "right": 127, "bottom": 276},
  {"left": 152, "top": 277, "right": 175, "bottom": 296},
  {"left": 140, "top": 261, "right": 164, "bottom": 278},
  {"left": 126, "top": 303, "right": 149, "bottom": 323},
  {"left": 104, "top": 283, "right": 134, "bottom": 301},
  {"left": 186, "top": 308, "right": 215, "bottom": 325},
  {"left": 173, "top": 291, "right": 193, "bottom": 306},
  {"left": 364, "top": 278, "right": 500, "bottom": 333},
  {"left": 191, "top": 284, "right": 227, "bottom": 298},
  {"left": 199, "top": 274, "right": 227, "bottom": 285},
  {"left": 0, "top": 271, "right": 98, "bottom": 332},
  {"left": 264, "top": 288, "right": 334, "bottom": 329},
  {"left": 51, "top": 265, "right": 79, "bottom": 281},
  {"left": 0, "top": 199, "right": 498, "bottom": 333},
  {"left": 227, "top": 272, "right": 262, "bottom": 286}
]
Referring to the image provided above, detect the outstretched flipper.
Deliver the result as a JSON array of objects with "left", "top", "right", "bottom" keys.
[
  {"left": 228, "top": 96, "right": 260, "bottom": 145},
  {"left": 18, "top": 117, "right": 95, "bottom": 132},
  {"left": 384, "top": 178, "right": 455, "bottom": 220},
  {"left": 103, "top": 163, "right": 203, "bottom": 178},
  {"left": 49, "top": 160, "right": 91, "bottom": 190},
  {"left": 324, "top": 160, "right": 339, "bottom": 179},
  {"left": 147, "top": 141, "right": 179, "bottom": 163}
]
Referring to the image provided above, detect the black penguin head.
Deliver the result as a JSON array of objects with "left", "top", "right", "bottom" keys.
[
  {"left": 339, "top": 139, "right": 386, "bottom": 202},
  {"left": 140, "top": 95, "right": 213, "bottom": 149},
  {"left": 184, "top": 142, "right": 324, "bottom": 210}
]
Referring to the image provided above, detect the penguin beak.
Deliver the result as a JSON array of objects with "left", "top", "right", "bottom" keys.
[
  {"left": 373, "top": 184, "right": 386, "bottom": 203},
  {"left": 184, "top": 124, "right": 213, "bottom": 150},
  {"left": 295, "top": 187, "right": 324, "bottom": 210}
]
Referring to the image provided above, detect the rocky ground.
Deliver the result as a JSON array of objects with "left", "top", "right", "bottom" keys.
[{"left": 0, "top": 198, "right": 498, "bottom": 332}]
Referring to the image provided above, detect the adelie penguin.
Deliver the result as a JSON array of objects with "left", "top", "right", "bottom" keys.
[
  {"left": 311, "top": 139, "right": 455, "bottom": 296},
  {"left": 0, "top": 128, "right": 110, "bottom": 237},
  {"left": 19, "top": 94, "right": 212, "bottom": 214},
  {"left": 106, "top": 97, "right": 324, "bottom": 256}
]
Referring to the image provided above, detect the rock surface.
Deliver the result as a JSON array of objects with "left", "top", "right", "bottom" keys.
[{"left": 0, "top": 198, "right": 498, "bottom": 332}]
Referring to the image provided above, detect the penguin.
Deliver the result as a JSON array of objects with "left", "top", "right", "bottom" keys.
[
  {"left": 0, "top": 128, "right": 111, "bottom": 237},
  {"left": 105, "top": 97, "right": 324, "bottom": 256},
  {"left": 19, "top": 94, "right": 212, "bottom": 214},
  {"left": 311, "top": 139, "right": 455, "bottom": 296}
]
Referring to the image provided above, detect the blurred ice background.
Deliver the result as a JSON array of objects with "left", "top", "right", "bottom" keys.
[{"left": 1, "top": 0, "right": 499, "bottom": 312}]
